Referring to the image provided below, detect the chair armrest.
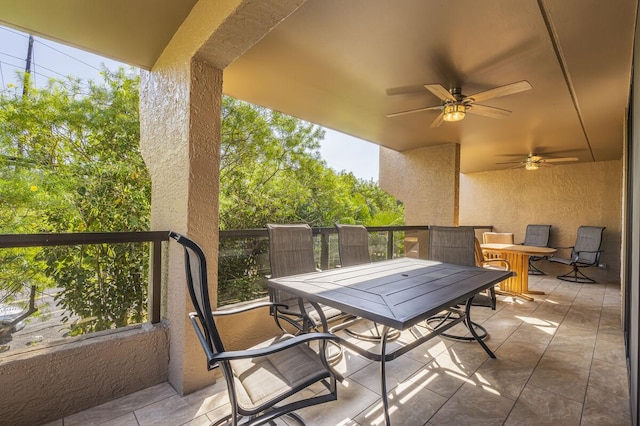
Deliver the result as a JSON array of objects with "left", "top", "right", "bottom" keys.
[
  {"left": 209, "top": 332, "right": 340, "bottom": 363},
  {"left": 481, "top": 258, "right": 511, "bottom": 270},
  {"left": 549, "top": 246, "right": 574, "bottom": 259},
  {"left": 574, "top": 249, "right": 602, "bottom": 255},
  {"left": 209, "top": 302, "right": 288, "bottom": 317}
]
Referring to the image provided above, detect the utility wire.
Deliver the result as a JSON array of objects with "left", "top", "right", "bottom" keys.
[
  {"left": 0, "top": 27, "right": 108, "bottom": 86},
  {"left": 35, "top": 39, "right": 103, "bottom": 73}
]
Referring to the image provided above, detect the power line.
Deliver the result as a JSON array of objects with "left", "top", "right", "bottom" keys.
[
  {"left": 1, "top": 51, "right": 89, "bottom": 81},
  {"left": 0, "top": 26, "right": 133, "bottom": 93},
  {"left": 0, "top": 50, "right": 29, "bottom": 63},
  {"left": 0, "top": 27, "right": 112, "bottom": 83},
  {"left": 0, "top": 62, "right": 94, "bottom": 96},
  {"left": 35, "top": 39, "right": 103, "bottom": 73}
]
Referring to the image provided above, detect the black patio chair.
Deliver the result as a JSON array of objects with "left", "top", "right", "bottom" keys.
[
  {"left": 335, "top": 223, "right": 371, "bottom": 267},
  {"left": 522, "top": 224, "right": 552, "bottom": 275},
  {"left": 548, "top": 226, "right": 605, "bottom": 283},
  {"left": 266, "top": 224, "right": 347, "bottom": 333},
  {"left": 334, "top": 223, "right": 401, "bottom": 342},
  {"left": 426, "top": 226, "right": 502, "bottom": 341},
  {"left": 169, "top": 231, "right": 338, "bottom": 426}
]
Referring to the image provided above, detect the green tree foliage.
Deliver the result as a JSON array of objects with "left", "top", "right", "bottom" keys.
[
  {"left": 1, "top": 72, "right": 402, "bottom": 323},
  {"left": 0, "top": 69, "right": 150, "bottom": 334},
  {"left": 220, "top": 97, "right": 403, "bottom": 229},
  {"left": 217, "top": 98, "right": 403, "bottom": 305}
]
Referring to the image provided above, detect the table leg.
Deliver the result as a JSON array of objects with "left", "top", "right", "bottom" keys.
[
  {"left": 520, "top": 255, "right": 545, "bottom": 296},
  {"left": 496, "top": 252, "right": 537, "bottom": 301},
  {"left": 380, "top": 325, "right": 391, "bottom": 426}
]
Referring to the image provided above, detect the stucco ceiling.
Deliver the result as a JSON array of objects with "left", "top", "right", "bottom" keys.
[{"left": 0, "top": 0, "right": 636, "bottom": 172}]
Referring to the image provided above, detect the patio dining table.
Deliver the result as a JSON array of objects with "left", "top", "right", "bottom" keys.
[{"left": 268, "top": 257, "right": 513, "bottom": 425}]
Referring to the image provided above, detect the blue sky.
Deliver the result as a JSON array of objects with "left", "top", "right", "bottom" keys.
[{"left": 0, "top": 26, "right": 379, "bottom": 181}]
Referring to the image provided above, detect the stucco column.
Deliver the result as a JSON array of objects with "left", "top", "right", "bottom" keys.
[
  {"left": 379, "top": 143, "right": 460, "bottom": 257},
  {"left": 134, "top": 0, "right": 307, "bottom": 397},
  {"left": 140, "top": 59, "right": 221, "bottom": 395}
]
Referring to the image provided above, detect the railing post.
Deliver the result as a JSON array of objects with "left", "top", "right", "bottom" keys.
[
  {"left": 387, "top": 230, "right": 394, "bottom": 260},
  {"left": 320, "top": 231, "right": 329, "bottom": 270},
  {"left": 150, "top": 240, "right": 162, "bottom": 324}
]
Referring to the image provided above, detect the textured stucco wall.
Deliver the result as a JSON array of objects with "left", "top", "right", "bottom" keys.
[
  {"left": 137, "top": 0, "right": 308, "bottom": 396},
  {"left": 0, "top": 325, "right": 168, "bottom": 426},
  {"left": 140, "top": 60, "right": 221, "bottom": 395},
  {"left": 380, "top": 143, "right": 460, "bottom": 226},
  {"left": 460, "top": 160, "right": 622, "bottom": 282}
]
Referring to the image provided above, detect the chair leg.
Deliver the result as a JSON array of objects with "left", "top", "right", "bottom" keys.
[
  {"left": 557, "top": 266, "right": 597, "bottom": 284},
  {"left": 528, "top": 260, "right": 546, "bottom": 275}
]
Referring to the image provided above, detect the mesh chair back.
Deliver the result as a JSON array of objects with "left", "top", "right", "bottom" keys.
[
  {"left": 428, "top": 226, "right": 476, "bottom": 267},
  {"left": 573, "top": 226, "right": 605, "bottom": 264},
  {"left": 267, "top": 224, "right": 316, "bottom": 277},
  {"left": 336, "top": 224, "right": 371, "bottom": 267},
  {"left": 267, "top": 224, "right": 317, "bottom": 305},
  {"left": 523, "top": 225, "right": 551, "bottom": 247},
  {"left": 168, "top": 232, "right": 224, "bottom": 355}
]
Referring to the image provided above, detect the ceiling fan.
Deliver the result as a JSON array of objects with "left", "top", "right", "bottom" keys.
[
  {"left": 497, "top": 153, "right": 579, "bottom": 170},
  {"left": 386, "top": 80, "right": 532, "bottom": 128}
]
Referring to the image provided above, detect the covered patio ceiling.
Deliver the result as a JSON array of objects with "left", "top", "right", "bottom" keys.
[{"left": 0, "top": 0, "right": 636, "bottom": 172}]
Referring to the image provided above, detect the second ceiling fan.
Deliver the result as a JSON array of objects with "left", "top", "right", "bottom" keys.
[
  {"left": 386, "top": 80, "right": 532, "bottom": 128},
  {"left": 497, "top": 153, "right": 579, "bottom": 170}
]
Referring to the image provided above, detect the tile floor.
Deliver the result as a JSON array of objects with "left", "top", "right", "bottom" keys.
[{"left": 45, "top": 275, "right": 631, "bottom": 425}]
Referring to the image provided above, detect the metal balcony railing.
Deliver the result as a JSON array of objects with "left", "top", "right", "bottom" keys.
[
  {"left": 0, "top": 232, "right": 168, "bottom": 325},
  {"left": 0, "top": 225, "right": 493, "bottom": 331}
]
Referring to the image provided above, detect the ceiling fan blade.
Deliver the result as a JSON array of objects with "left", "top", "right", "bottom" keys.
[
  {"left": 466, "top": 80, "right": 532, "bottom": 103},
  {"left": 386, "top": 105, "right": 442, "bottom": 118},
  {"left": 430, "top": 112, "right": 445, "bottom": 128},
  {"left": 497, "top": 152, "right": 535, "bottom": 158},
  {"left": 542, "top": 157, "right": 579, "bottom": 163},
  {"left": 467, "top": 104, "right": 511, "bottom": 118},
  {"left": 496, "top": 160, "right": 525, "bottom": 165},
  {"left": 424, "top": 84, "right": 457, "bottom": 102},
  {"left": 385, "top": 85, "right": 430, "bottom": 96}
]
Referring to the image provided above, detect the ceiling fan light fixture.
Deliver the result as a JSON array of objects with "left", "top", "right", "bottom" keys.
[
  {"left": 525, "top": 162, "right": 539, "bottom": 171},
  {"left": 442, "top": 104, "right": 466, "bottom": 122}
]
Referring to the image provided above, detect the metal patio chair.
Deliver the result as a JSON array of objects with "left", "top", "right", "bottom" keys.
[
  {"left": 522, "top": 224, "right": 552, "bottom": 275},
  {"left": 266, "top": 224, "right": 347, "bottom": 333},
  {"left": 335, "top": 223, "right": 371, "bottom": 267},
  {"left": 169, "top": 231, "right": 338, "bottom": 426},
  {"left": 426, "top": 226, "right": 503, "bottom": 340},
  {"left": 548, "top": 226, "right": 605, "bottom": 283},
  {"left": 334, "top": 223, "right": 401, "bottom": 342}
]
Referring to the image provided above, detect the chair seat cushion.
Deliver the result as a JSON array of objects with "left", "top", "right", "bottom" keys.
[
  {"left": 548, "top": 256, "right": 573, "bottom": 265},
  {"left": 231, "top": 334, "right": 331, "bottom": 412},
  {"left": 278, "top": 297, "right": 346, "bottom": 323}
]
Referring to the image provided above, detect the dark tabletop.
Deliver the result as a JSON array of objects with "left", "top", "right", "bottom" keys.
[{"left": 268, "top": 257, "right": 513, "bottom": 330}]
